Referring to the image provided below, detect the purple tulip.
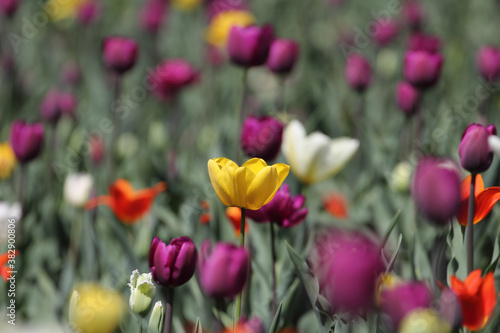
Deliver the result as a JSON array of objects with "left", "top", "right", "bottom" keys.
[
  {"left": 149, "top": 236, "right": 198, "bottom": 287},
  {"left": 247, "top": 184, "right": 308, "bottom": 228},
  {"left": 139, "top": 0, "right": 167, "bottom": 35},
  {"left": 0, "top": 0, "right": 20, "bottom": 18},
  {"left": 395, "top": 81, "right": 420, "bottom": 116},
  {"left": 266, "top": 39, "right": 300, "bottom": 74},
  {"left": 412, "top": 157, "right": 461, "bottom": 224},
  {"left": 407, "top": 33, "right": 441, "bottom": 54},
  {"left": 77, "top": 1, "right": 100, "bottom": 26},
  {"left": 102, "top": 37, "right": 139, "bottom": 74},
  {"left": 381, "top": 282, "right": 433, "bottom": 329},
  {"left": 403, "top": 50, "right": 443, "bottom": 89},
  {"left": 311, "top": 231, "right": 384, "bottom": 312},
  {"left": 61, "top": 62, "right": 81, "bottom": 86},
  {"left": 477, "top": 46, "right": 500, "bottom": 83},
  {"left": 10, "top": 120, "right": 44, "bottom": 163},
  {"left": 227, "top": 24, "right": 274, "bottom": 68},
  {"left": 459, "top": 123, "right": 496, "bottom": 174},
  {"left": 402, "top": 1, "right": 424, "bottom": 31},
  {"left": 148, "top": 59, "right": 199, "bottom": 100},
  {"left": 199, "top": 241, "right": 249, "bottom": 298},
  {"left": 40, "top": 89, "right": 77, "bottom": 124},
  {"left": 372, "top": 20, "right": 399, "bottom": 47},
  {"left": 344, "top": 54, "right": 372, "bottom": 92},
  {"left": 240, "top": 115, "right": 284, "bottom": 161}
]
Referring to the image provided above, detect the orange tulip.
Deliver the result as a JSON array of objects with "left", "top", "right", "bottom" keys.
[
  {"left": 323, "top": 192, "right": 348, "bottom": 219},
  {"left": 0, "top": 251, "right": 18, "bottom": 281},
  {"left": 456, "top": 174, "right": 500, "bottom": 226},
  {"left": 86, "top": 179, "right": 166, "bottom": 224},
  {"left": 450, "top": 269, "right": 497, "bottom": 331},
  {"left": 225, "top": 207, "right": 248, "bottom": 237}
]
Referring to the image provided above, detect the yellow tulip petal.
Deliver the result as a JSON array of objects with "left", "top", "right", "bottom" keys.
[
  {"left": 246, "top": 166, "right": 279, "bottom": 209},
  {"left": 241, "top": 158, "right": 268, "bottom": 175},
  {"left": 233, "top": 166, "right": 255, "bottom": 208},
  {"left": 214, "top": 157, "right": 239, "bottom": 169},
  {"left": 274, "top": 163, "right": 290, "bottom": 186},
  {"left": 208, "top": 159, "right": 234, "bottom": 206}
]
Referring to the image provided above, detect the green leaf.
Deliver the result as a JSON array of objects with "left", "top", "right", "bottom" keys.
[
  {"left": 381, "top": 210, "right": 401, "bottom": 249},
  {"left": 385, "top": 233, "right": 403, "bottom": 273},
  {"left": 268, "top": 302, "right": 283, "bottom": 333},
  {"left": 486, "top": 232, "right": 500, "bottom": 274},
  {"left": 194, "top": 317, "right": 203, "bottom": 333},
  {"left": 285, "top": 242, "right": 319, "bottom": 306}
]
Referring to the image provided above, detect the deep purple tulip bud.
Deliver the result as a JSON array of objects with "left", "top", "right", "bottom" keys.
[
  {"left": 476, "top": 46, "right": 500, "bottom": 83},
  {"left": 227, "top": 24, "right": 274, "bottom": 68},
  {"left": 396, "top": 81, "right": 420, "bottom": 116},
  {"left": 148, "top": 59, "right": 199, "bottom": 100},
  {"left": 247, "top": 184, "right": 308, "bottom": 228},
  {"left": 148, "top": 236, "right": 198, "bottom": 287},
  {"left": 344, "top": 54, "right": 372, "bottom": 92},
  {"left": 102, "top": 37, "right": 139, "bottom": 74},
  {"left": 77, "top": 1, "right": 100, "bottom": 26},
  {"left": 372, "top": 20, "right": 399, "bottom": 47},
  {"left": 240, "top": 115, "right": 284, "bottom": 161},
  {"left": 266, "top": 39, "right": 300, "bottom": 74},
  {"left": 407, "top": 33, "right": 441, "bottom": 54},
  {"left": 381, "top": 282, "right": 433, "bottom": 329},
  {"left": 403, "top": 50, "right": 443, "bottom": 89},
  {"left": 311, "top": 231, "right": 384, "bottom": 313},
  {"left": 199, "top": 241, "right": 250, "bottom": 298},
  {"left": 139, "top": 0, "right": 167, "bottom": 35},
  {"left": 40, "top": 90, "right": 77, "bottom": 124},
  {"left": 10, "top": 120, "right": 44, "bottom": 163},
  {"left": 0, "top": 0, "right": 20, "bottom": 18},
  {"left": 402, "top": 1, "right": 424, "bottom": 31},
  {"left": 459, "top": 123, "right": 496, "bottom": 174},
  {"left": 412, "top": 157, "right": 461, "bottom": 224},
  {"left": 61, "top": 62, "right": 81, "bottom": 86}
]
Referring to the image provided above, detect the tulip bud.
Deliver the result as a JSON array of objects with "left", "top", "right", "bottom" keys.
[
  {"left": 266, "top": 39, "right": 300, "bottom": 74},
  {"left": 64, "top": 173, "right": 94, "bottom": 208},
  {"left": 61, "top": 62, "right": 81, "bottom": 86},
  {"left": 399, "top": 309, "right": 451, "bottom": 333},
  {"left": 149, "top": 236, "right": 197, "bottom": 287},
  {"left": 148, "top": 301, "right": 164, "bottom": 333},
  {"left": 148, "top": 59, "right": 199, "bottom": 100},
  {"left": 389, "top": 161, "right": 412, "bottom": 193},
  {"left": 77, "top": 1, "right": 100, "bottom": 26},
  {"left": 476, "top": 46, "right": 500, "bottom": 83},
  {"left": 9, "top": 120, "right": 44, "bottom": 163},
  {"left": 102, "top": 37, "right": 139, "bottom": 74},
  {"left": 139, "top": 0, "right": 167, "bottom": 35},
  {"left": 0, "top": 142, "right": 17, "bottom": 180},
  {"left": 372, "top": 19, "right": 399, "bottom": 47},
  {"left": 412, "top": 157, "right": 461, "bottom": 224},
  {"left": 199, "top": 241, "right": 250, "bottom": 299},
  {"left": 40, "top": 89, "right": 77, "bottom": 124},
  {"left": 128, "top": 270, "right": 156, "bottom": 317},
  {"left": 396, "top": 81, "right": 420, "bottom": 116},
  {"left": 402, "top": 1, "right": 424, "bottom": 31},
  {"left": 459, "top": 123, "right": 496, "bottom": 174},
  {"left": 403, "top": 50, "right": 443, "bottom": 89},
  {"left": 227, "top": 24, "right": 274, "bottom": 68},
  {"left": 344, "top": 54, "right": 372, "bottom": 92},
  {"left": 407, "top": 33, "right": 441, "bottom": 54},
  {"left": 88, "top": 134, "right": 104, "bottom": 165},
  {"left": 240, "top": 115, "right": 284, "bottom": 161},
  {"left": 0, "top": 201, "right": 21, "bottom": 244},
  {"left": 311, "top": 231, "right": 384, "bottom": 313},
  {"left": 0, "top": 0, "right": 20, "bottom": 18},
  {"left": 380, "top": 281, "right": 433, "bottom": 329}
]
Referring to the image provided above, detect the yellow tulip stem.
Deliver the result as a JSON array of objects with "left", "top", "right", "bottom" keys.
[
  {"left": 466, "top": 173, "right": 476, "bottom": 274},
  {"left": 234, "top": 207, "right": 246, "bottom": 327}
]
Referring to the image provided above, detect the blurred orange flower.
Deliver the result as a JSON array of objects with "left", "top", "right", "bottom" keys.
[
  {"left": 86, "top": 179, "right": 166, "bottom": 224},
  {"left": 323, "top": 193, "right": 348, "bottom": 219},
  {"left": 226, "top": 207, "right": 248, "bottom": 237},
  {"left": 450, "top": 269, "right": 497, "bottom": 331},
  {"left": 0, "top": 251, "right": 18, "bottom": 281},
  {"left": 456, "top": 174, "right": 500, "bottom": 226}
]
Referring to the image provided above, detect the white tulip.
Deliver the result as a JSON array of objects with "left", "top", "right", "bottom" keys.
[
  {"left": 64, "top": 173, "right": 94, "bottom": 208},
  {"left": 282, "top": 120, "right": 359, "bottom": 184},
  {"left": 488, "top": 135, "right": 500, "bottom": 157},
  {"left": 0, "top": 202, "right": 22, "bottom": 244}
]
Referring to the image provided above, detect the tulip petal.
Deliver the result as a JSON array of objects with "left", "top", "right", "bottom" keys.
[
  {"left": 311, "top": 137, "right": 360, "bottom": 183},
  {"left": 233, "top": 166, "right": 255, "bottom": 207},
  {"left": 214, "top": 157, "right": 238, "bottom": 169},
  {"left": 481, "top": 272, "right": 497, "bottom": 320},
  {"left": 246, "top": 166, "right": 278, "bottom": 209},
  {"left": 300, "top": 132, "right": 331, "bottom": 183},
  {"left": 208, "top": 159, "right": 234, "bottom": 206},
  {"left": 456, "top": 175, "right": 500, "bottom": 226},
  {"left": 241, "top": 158, "right": 267, "bottom": 175},
  {"left": 460, "top": 174, "right": 484, "bottom": 201},
  {"left": 282, "top": 120, "right": 308, "bottom": 181},
  {"left": 274, "top": 163, "right": 290, "bottom": 186}
]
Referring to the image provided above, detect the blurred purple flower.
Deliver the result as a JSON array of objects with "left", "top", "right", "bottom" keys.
[
  {"left": 102, "top": 37, "right": 139, "bottom": 74},
  {"left": 373, "top": 20, "right": 399, "bottom": 47},
  {"left": 41, "top": 89, "right": 77, "bottom": 124},
  {"left": 407, "top": 33, "right": 441, "bottom": 54},
  {"left": 61, "top": 62, "right": 81, "bottom": 86},
  {"left": 459, "top": 123, "right": 496, "bottom": 174},
  {"left": 199, "top": 241, "right": 249, "bottom": 298},
  {"left": 227, "top": 24, "right": 274, "bottom": 68},
  {"left": 476, "top": 46, "right": 500, "bottom": 83},
  {"left": 240, "top": 115, "right": 284, "bottom": 161},
  {"left": 148, "top": 59, "right": 200, "bottom": 100},
  {"left": 403, "top": 50, "right": 443, "bottom": 89},
  {"left": 149, "top": 236, "right": 198, "bottom": 287},
  {"left": 402, "top": 1, "right": 424, "bottom": 31},
  {"left": 395, "top": 81, "right": 420, "bottom": 116},
  {"left": 266, "top": 39, "right": 300, "bottom": 74},
  {"left": 247, "top": 184, "right": 308, "bottom": 228},
  {"left": 77, "top": 1, "right": 100, "bottom": 26},
  {"left": 344, "top": 54, "right": 372, "bottom": 92},
  {"left": 0, "top": 0, "right": 20, "bottom": 18},
  {"left": 10, "top": 120, "right": 44, "bottom": 163},
  {"left": 139, "top": 0, "right": 167, "bottom": 35}
]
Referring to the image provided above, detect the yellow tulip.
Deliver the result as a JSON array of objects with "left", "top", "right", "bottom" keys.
[
  {"left": 0, "top": 143, "right": 16, "bottom": 180},
  {"left": 208, "top": 157, "right": 289, "bottom": 210},
  {"left": 171, "top": 0, "right": 202, "bottom": 11},
  {"left": 399, "top": 309, "right": 451, "bottom": 333},
  {"left": 205, "top": 10, "right": 255, "bottom": 47},
  {"left": 69, "top": 283, "right": 125, "bottom": 333},
  {"left": 45, "top": 0, "right": 86, "bottom": 21}
]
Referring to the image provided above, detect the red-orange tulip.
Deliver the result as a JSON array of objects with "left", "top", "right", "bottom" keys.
[
  {"left": 86, "top": 179, "right": 166, "bottom": 224},
  {"left": 450, "top": 269, "right": 497, "bottom": 331},
  {"left": 0, "top": 250, "right": 18, "bottom": 281},
  {"left": 225, "top": 207, "right": 248, "bottom": 237},
  {"left": 456, "top": 174, "right": 500, "bottom": 226}
]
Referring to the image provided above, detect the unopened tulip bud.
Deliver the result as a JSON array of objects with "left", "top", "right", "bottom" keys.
[
  {"left": 403, "top": 50, "right": 443, "bottom": 89},
  {"left": 89, "top": 134, "right": 104, "bottom": 165},
  {"left": 240, "top": 115, "right": 284, "bottom": 161},
  {"left": 102, "top": 37, "right": 139, "bottom": 74},
  {"left": 396, "top": 81, "right": 420, "bottom": 116},
  {"left": 476, "top": 46, "right": 500, "bottom": 83},
  {"left": 402, "top": 1, "right": 424, "bottom": 31},
  {"left": 407, "top": 33, "right": 441, "bottom": 54},
  {"left": 459, "top": 123, "right": 496, "bottom": 174},
  {"left": 148, "top": 301, "right": 164, "bottom": 333},
  {"left": 345, "top": 54, "right": 372, "bottom": 92},
  {"left": 390, "top": 161, "right": 412, "bottom": 193},
  {"left": 227, "top": 24, "right": 274, "bottom": 68},
  {"left": 128, "top": 270, "right": 156, "bottom": 317},
  {"left": 61, "top": 62, "right": 81, "bottom": 86},
  {"left": 9, "top": 120, "right": 44, "bottom": 163},
  {"left": 64, "top": 173, "right": 94, "bottom": 208},
  {"left": 0, "top": 0, "right": 20, "bottom": 18},
  {"left": 41, "top": 89, "right": 77, "bottom": 124},
  {"left": 266, "top": 39, "right": 299, "bottom": 74},
  {"left": 139, "top": 0, "right": 167, "bottom": 35},
  {"left": 399, "top": 309, "right": 451, "bottom": 333},
  {"left": 148, "top": 59, "right": 199, "bottom": 100},
  {"left": 77, "top": 1, "right": 100, "bottom": 26},
  {"left": 372, "top": 20, "right": 399, "bottom": 47}
]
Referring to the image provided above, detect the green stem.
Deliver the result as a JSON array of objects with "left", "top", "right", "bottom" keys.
[
  {"left": 138, "top": 321, "right": 142, "bottom": 333},
  {"left": 163, "top": 288, "right": 174, "bottom": 333},
  {"left": 235, "top": 69, "right": 248, "bottom": 162},
  {"left": 270, "top": 221, "right": 277, "bottom": 315},
  {"left": 234, "top": 207, "right": 246, "bottom": 327},
  {"left": 467, "top": 173, "right": 476, "bottom": 274}
]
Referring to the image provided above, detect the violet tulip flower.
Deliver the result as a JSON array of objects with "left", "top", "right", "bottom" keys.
[
  {"left": 395, "top": 81, "right": 420, "bottom": 116},
  {"left": 227, "top": 24, "right": 274, "bottom": 68},
  {"left": 10, "top": 121, "right": 44, "bottom": 163},
  {"left": 240, "top": 115, "right": 284, "bottom": 161},
  {"left": 148, "top": 59, "right": 199, "bottom": 100},
  {"left": 344, "top": 54, "right": 372, "bottom": 92},
  {"left": 266, "top": 39, "right": 299, "bottom": 74},
  {"left": 40, "top": 89, "right": 77, "bottom": 124},
  {"left": 477, "top": 46, "right": 500, "bottom": 83},
  {"left": 459, "top": 123, "right": 496, "bottom": 174},
  {"left": 102, "top": 37, "right": 139, "bottom": 74},
  {"left": 403, "top": 50, "right": 443, "bottom": 89}
]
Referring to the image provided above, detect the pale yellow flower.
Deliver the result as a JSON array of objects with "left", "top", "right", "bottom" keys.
[
  {"left": 0, "top": 143, "right": 16, "bottom": 180},
  {"left": 45, "top": 0, "right": 86, "bottom": 21},
  {"left": 171, "top": 0, "right": 202, "bottom": 11},
  {"left": 205, "top": 10, "right": 255, "bottom": 47}
]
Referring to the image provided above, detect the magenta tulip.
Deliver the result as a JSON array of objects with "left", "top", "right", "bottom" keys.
[
  {"left": 412, "top": 157, "right": 461, "bottom": 224},
  {"left": 407, "top": 33, "right": 441, "bottom": 54},
  {"left": 139, "top": 0, "right": 167, "bottom": 35},
  {"left": 247, "top": 184, "right": 308, "bottom": 228},
  {"left": 476, "top": 46, "right": 500, "bottom": 83},
  {"left": 403, "top": 50, "right": 443, "bottom": 89},
  {"left": 148, "top": 59, "right": 199, "bottom": 100},
  {"left": 0, "top": 0, "right": 20, "bottom": 17},
  {"left": 40, "top": 89, "right": 77, "bottom": 124},
  {"left": 61, "top": 62, "right": 81, "bottom": 86},
  {"left": 77, "top": 1, "right": 100, "bottom": 26},
  {"left": 102, "top": 37, "right": 138, "bottom": 74},
  {"left": 395, "top": 81, "right": 420, "bottom": 116},
  {"left": 344, "top": 54, "right": 372, "bottom": 92},
  {"left": 227, "top": 24, "right": 274, "bottom": 68},
  {"left": 199, "top": 241, "right": 249, "bottom": 298},
  {"left": 266, "top": 39, "right": 300, "bottom": 74},
  {"left": 372, "top": 20, "right": 399, "bottom": 47},
  {"left": 10, "top": 120, "right": 44, "bottom": 163},
  {"left": 149, "top": 236, "right": 198, "bottom": 287},
  {"left": 459, "top": 123, "right": 496, "bottom": 174},
  {"left": 240, "top": 115, "right": 284, "bottom": 161},
  {"left": 402, "top": 1, "right": 424, "bottom": 31}
]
